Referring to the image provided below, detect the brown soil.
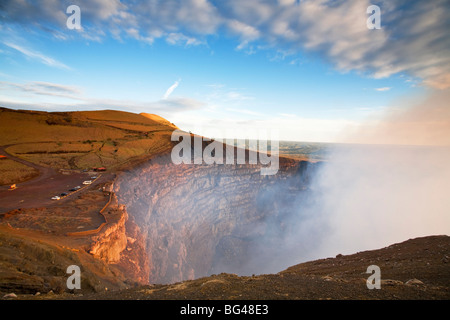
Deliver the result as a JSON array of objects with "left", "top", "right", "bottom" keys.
[
  {"left": 6, "top": 235, "right": 447, "bottom": 300},
  {"left": 2, "top": 190, "right": 108, "bottom": 235},
  {"left": 74, "top": 235, "right": 449, "bottom": 300}
]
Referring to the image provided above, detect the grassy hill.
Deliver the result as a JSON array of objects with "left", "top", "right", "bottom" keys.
[{"left": 0, "top": 107, "right": 178, "bottom": 184}]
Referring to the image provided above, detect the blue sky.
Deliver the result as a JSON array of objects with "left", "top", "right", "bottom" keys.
[{"left": 0, "top": 0, "right": 448, "bottom": 142}]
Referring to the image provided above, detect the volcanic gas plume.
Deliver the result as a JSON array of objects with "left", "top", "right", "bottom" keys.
[{"left": 114, "top": 90, "right": 450, "bottom": 284}]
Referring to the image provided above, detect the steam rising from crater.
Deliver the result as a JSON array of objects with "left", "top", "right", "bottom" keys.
[
  {"left": 208, "top": 90, "right": 450, "bottom": 274},
  {"left": 264, "top": 89, "right": 450, "bottom": 266},
  {"left": 300, "top": 144, "right": 450, "bottom": 260},
  {"left": 115, "top": 90, "right": 450, "bottom": 283}
]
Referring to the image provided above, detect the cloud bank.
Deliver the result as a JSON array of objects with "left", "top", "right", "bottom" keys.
[{"left": 2, "top": 0, "right": 449, "bottom": 89}]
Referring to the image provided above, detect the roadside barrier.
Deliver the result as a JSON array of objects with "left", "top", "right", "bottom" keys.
[{"left": 66, "top": 178, "right": 116, "bottom": 237}]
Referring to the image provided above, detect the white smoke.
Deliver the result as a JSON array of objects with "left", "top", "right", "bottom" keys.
[
  {"left": 309, "top": 144, "right": 450, "bottom": 258},
  {"left": 306, "top": 90, "right": 450, "bottom": 257},
  {"left": 284, "top": 90, "right": 450, "bottom": 263},
  {"left": 242, "top": 90, "right": 450, "bottom": 274}
]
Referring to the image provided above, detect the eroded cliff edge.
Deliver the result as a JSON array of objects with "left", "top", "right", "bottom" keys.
[
  {"left": 86, "top": 193, "right": 150, "bottom": 286},
  {"left": 115, "top": 152, "right": 317, "bottom": 284}
]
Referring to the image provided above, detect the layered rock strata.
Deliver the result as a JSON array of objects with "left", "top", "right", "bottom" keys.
[{"left": 115, "top": 149, "right": 316, "bottom": 284}]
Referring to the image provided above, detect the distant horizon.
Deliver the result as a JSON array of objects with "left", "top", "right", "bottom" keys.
[{"left": 3, "top": 104, "right": 450, "bottom": 148}]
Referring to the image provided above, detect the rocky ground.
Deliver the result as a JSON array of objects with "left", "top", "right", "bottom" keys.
[
  {"left": 81, "top": 235, "right": 450, "bottom": 300},
  {"left": 3, "top": 235, "right": 448, "bottom": 300}
]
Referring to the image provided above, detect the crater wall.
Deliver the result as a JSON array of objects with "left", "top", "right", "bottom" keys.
[{"left": 115, "top": 153, "right": 316, "bottom": 284}]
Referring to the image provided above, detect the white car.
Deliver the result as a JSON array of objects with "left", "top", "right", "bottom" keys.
[
  {"left": 82, "top": 181, "right": 92, "bottom": 185},
  {"left": 51, "top": 196, "right": 60, "bottom": 200}
]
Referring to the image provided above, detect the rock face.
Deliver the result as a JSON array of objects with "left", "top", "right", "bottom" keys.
[
  {"left": 88, "top": 204, "right": 128, "bottom": 264},
  {"left": 115, "top": 152, "right": 317, "bottom": 284}
]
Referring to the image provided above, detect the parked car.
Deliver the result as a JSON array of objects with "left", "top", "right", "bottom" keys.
[
  {"left": 60, "top": 192, "right": 68, "bottom": 196},
  {"left": 82, "top": 181, "right": 92, "bottom": 185},
  {"left": 90, "top": 176, "right": 98, "bottom": 180},
  {"left": 69, "top": 188, "right": 77, "bottom": 192},
  {"left": 51, "top": 196, "right": 60, "bottom": 200},
  {"left": 74, "top": 186, "right": 81, "bottom": 190}
]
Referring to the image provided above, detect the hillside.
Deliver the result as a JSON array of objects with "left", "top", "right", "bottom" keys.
[
  {"left": 0, "top": 107, "right": 177, "bottom": 185},
  {"left": 3, "top": 235, "right": 449, "bottom": 300},
  {"left": 85, "top": 235, "right": 450, "bottom": 300}
]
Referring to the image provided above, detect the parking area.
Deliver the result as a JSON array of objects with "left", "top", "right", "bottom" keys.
[
  {"left": 0, "top": 170, "right": 112, "bottom": 214},
  {"left": 50, "top": 175, "right": 102, "bottom": 201}
]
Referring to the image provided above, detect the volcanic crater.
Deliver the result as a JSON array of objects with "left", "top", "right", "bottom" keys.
[{"left": 115, "top": 145, "right": 316, "bottom": 284}]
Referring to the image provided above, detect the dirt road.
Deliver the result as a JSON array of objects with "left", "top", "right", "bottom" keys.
[{"left": 0, "top": 146, "right": 113, "bottom": 213}]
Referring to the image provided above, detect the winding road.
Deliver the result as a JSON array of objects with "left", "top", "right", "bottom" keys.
[{"left": 0, "top": 145, "right": 55, "bottom": 189}]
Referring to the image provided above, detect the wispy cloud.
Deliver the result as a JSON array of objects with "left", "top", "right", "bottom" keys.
[
  {"left": 279, "top": 113, "right": 298, "bottom": 118},
  {"left": 226, "top": 91, "right": 254, "bottom": 101},
  {"left": 4, "top": 42, "right": 71, "bottom": 70},
  {"left": 163, "top": 79, "right": 181, "bottom": 100},
  {"left": 226, "top": 107, "right": 263, "bottom": 116},
  {"left": 0, "top": 90, "right": 204, "bottom": 117},
  {"left": 205, "top": 83, "right": 254, "bottom": 104},
  {"left": 32, "top": 81, "right": 81, "bottom": 95},
  {"left": 0, "top": 80, "right": 82, "bottom": 100},
  {"left": 166, "top": 33, "right": 204, "bottom": 46},
  {"left": 206, "top": 84, "right": 225, "bottom": 89},
  {"left": 375, "top": 87, "right": 392, "bottom": 92}
]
